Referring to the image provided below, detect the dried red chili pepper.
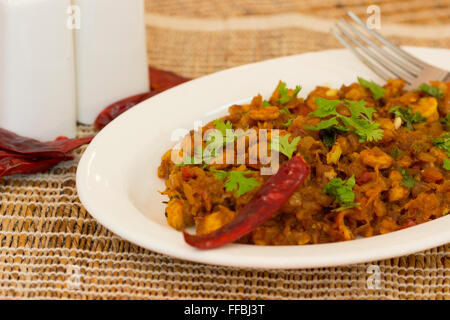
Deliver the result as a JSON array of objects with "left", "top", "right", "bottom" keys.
[
  {"left": 0, "top": 128, "right": 93, "bottom": 158},
  {"left": 149, "top": 66, "right": 190, "bottom": 91},
  {"left": 0, "top": 155, "right": 73, "bottom": 178},
  {"left": 0, "top": 128, "right": 93, "bottom": 178},
  {"left": 94, "top": 67, "right": 191, "bottom": 130},
  {"left": 183, "top": 155, "right": 311, "bottom": 249}
]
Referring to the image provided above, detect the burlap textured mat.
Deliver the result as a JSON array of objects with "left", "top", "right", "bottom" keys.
[{"left": 1, "top": 0, "right": 449, "bottom": 299}]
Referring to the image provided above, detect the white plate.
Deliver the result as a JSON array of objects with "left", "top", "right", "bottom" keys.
[{"left": 77, "top": 47, "right": 450, "bottom": 269}]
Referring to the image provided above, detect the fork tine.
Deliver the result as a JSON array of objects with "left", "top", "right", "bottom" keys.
[
  {"left": 331, "top": 28, "right": 392, "bottom": 81},
  {"left": 346, "top": 11, "right": 429, "bottom": 69},
  {"left": 335, "top": 22, "right": 414, "bottom": 83},
  {"left": 338, "top": 19, "right": 421, "bottom": 76}
]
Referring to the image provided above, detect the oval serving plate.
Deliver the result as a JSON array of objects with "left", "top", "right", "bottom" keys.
[{"left": 77, "top": 47, "right": 450, "bottom": 269}]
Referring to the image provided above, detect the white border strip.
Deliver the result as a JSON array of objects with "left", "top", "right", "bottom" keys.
[{"left": 145, "top": 12, "right": 450, "bottom": 39}]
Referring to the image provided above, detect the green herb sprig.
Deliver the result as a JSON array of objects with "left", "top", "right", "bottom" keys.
[
  {"left": 399, "top": 168, "right": 416, "bottom": 189},
  {"left": 323, "top": 175, "right": 359, "bottom": 211},
  {"left": 415, "top": 83, "right": 444, "bottom": 99},
  {"left": 388, "top": 106, "right": 427, "bottom": 130},
  {"left": 303, "top": 98, "right": 383, "bottom": 143},
  {"left": 270, "top": 134, "right": 301, "bottom": 159},
  {"left": 211, "top": 169, "right": 260, "bottom": 197},
  {"left": 278, "top": 82, "right": 302, "bottom": 105},
  {"left": 432, "top": 133, "right": 450, "bottom": 156},
  {"left": 358, "top": 77, "right": 386, "bottom": 100}
]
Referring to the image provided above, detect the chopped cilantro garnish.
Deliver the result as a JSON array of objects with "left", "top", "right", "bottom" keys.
[
  {"left": 390, "top": 148, "right": 402, "bottom": 160},
  {"left": 282, "top": 118, "right": 294, "bottom": 128},
  {"left": 443, "top": 158, "right": 450, "bottom": 171},
  {"left": 388, "top": 106, "right": 427, "bottom": 130},
  {"left": 399, "top": 168, "right": 415, "bottom": 189},
  {"left": 320, "top": 128, "right": 344, "bottom": 148},
  {"left": 304, "top": 117, "right": 340, "bottom": 131},
  {"left": 278, "top": 82, "right": 302, "bottom": 105},
  {"left": 357, "top": 77, "right": 386, "bottom": 99},
  {"left": 340, "top": 116, "right": 383, "bottom": 142},
  {"left": 210, "top": 119, "right": 244, "bottom": 146},
  {"left": 262, "top": 100, "right": 271, "bottom": 107},
  {"left": 178, "top": 120, "right": 242, "bottom": 168},
  {"left": 440, "top": 114, "right": 450, "bottom": 130},
  {"left": 303, "top": 98, "right": 383, "bottom": 142},
  {"left": 211, "top": 169, "right": 260, "bottom": 197},
  {"left": 271, "top": 133, "right": 301, "bottom": 159},
  {"left": 176, "top": 146, "right": 204, "bottom": 166},
  {"left": 213, "top": 119, "right": 233, "bottom": 136},
  {"left": 279, "top": 107, "right": 291, "bottom": 114},
  {"left": 415, "top": 83, "right": 444, "bottom": 99},
  {"left": 432, "top": 133, "right": 450, "bottom": 156},
  {"left": 323, "top": 175, "right": 359, "bottom": 211},
  {"left": 345, "top": 99, "right": 376, "bottom": 119},
  {"left": 309, "top": 98, "right": 341, "bottom": 118}
]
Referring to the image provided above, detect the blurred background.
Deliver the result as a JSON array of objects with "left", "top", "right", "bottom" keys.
[{"left": 144, "top": 0, "right": 450, "bottom": 77}]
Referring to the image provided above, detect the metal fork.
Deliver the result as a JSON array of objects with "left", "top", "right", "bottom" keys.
[{"left": 332, "top": 11, "right": 449, "bottom": 89}]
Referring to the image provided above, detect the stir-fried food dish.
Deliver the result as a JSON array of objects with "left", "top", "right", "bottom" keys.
[{"left": 158, "top": 78, "right": 450, "bottom": 249}]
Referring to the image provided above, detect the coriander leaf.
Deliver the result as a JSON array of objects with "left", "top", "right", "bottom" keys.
[
  {"left": 323, "top": 175, "right": 359, "bottom": 209},
  {"left": 399, "top": 168, "right": 415, "bottom": 189},
  {"left": 271, "top": 134, "right": 301, "bottom": 159},
  {"left": 278, "top": 82, "right": 302, "bottom": 105},
  {"left": 345, "top": 100, "right": 376, "bottom": 119},
  {"left": 440, "top": 114, "right": 450, "bottom": 130},
  {"left": 282, "top": 118, "right": 294, "bottom": 128},
  {"left": 320, "top": 128, "right": 339, "bottom": 148},
  {"left": 306, "top": 98, "right": 383, "bottom": 143},
  {"left": 303, "top": 117, "right": 340, "bottom": 131},
  {"left": 280, "top": 107, "right": 291, "bottom": 114},
  {"left": 432, "top": 133, "right": 450, "bottom": 156},
  {"left": 292, "top": 85, "right": 302, "bottom": 99},
  {"left": 390, "top": 148, "right": 402, "bottom": 160},
  {"left": 389, "top": 106, "right": 427, "bottom": 130},
  {"left": 340, "top": 116, "right": 384, "bottom": 142},
  {"left": 443, "top": 158, "right": 450, "bottom": 170},
  {"left": 175, "top": 157, "right": 190, "bottom": 167},
  {"left": 211, "top": 169, "right": 260, "bottom": 197},
  {"left": 211, "top": 169, "right": 229, "bottom": 181},
  {"left": 416, "top": 83, "right": 444, "bottom": 99},
  {"left": 357, "top": 77, "right": 386, "bottom": 99},
  {"left": 176, "top": 146, "right": 204, "bottom": 166},
  {"left": 309, "top": 98, "right": 341, "bottom": 118},
  {"left": 262, "top": 100, "right": 271, "bottom": 107},
  {"left": 213, "top": 119, "right": 233, "bottom": 136},
  {"left": 211, "top": 119, "right": 238, "bottom": 146},
  {"left": 227, "top": 171, "right": 260, "bottom": 197},
  {"left": 278, "top": 82, "right": 289, "bottom": 104}
]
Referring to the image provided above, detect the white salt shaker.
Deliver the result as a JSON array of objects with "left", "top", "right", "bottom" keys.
[
  {"left": 74, "top": 0, "right": 149, "bottom": 124},
  {"left": 0, "top": 0, "right": 77, "bottom": 140}
]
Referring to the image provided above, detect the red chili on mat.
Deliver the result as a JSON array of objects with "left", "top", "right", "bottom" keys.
[
  {"left": 183, "top": 155, "right": 311, "bottom": 249},
  {"left": 0, "top": 156, "right": 73, "bottom": 177},
  {"left": 0, "top": 128, "right": 93, "bottom": 158},
  {"left": 0, "top": 128, "right": 93, "bottom": 178},
  {"left": 148, "top": 66, "right": 190, "bottom": 92}
]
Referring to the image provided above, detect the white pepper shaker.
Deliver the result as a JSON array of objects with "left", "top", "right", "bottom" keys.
[
  {"left": 0, "top": 0, "right": 77, "bottom": 140},
  {"left": 74, "top": 0, "right": 149, "bottom": 124}
]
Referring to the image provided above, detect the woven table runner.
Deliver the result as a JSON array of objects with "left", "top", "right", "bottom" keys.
[{"left": 1, "top": 0, "right": 449, "bottom": 299}]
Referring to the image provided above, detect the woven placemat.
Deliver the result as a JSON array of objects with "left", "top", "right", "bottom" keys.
[{"left": 1, "top": 0, "right": 449, "bottom": 299}]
